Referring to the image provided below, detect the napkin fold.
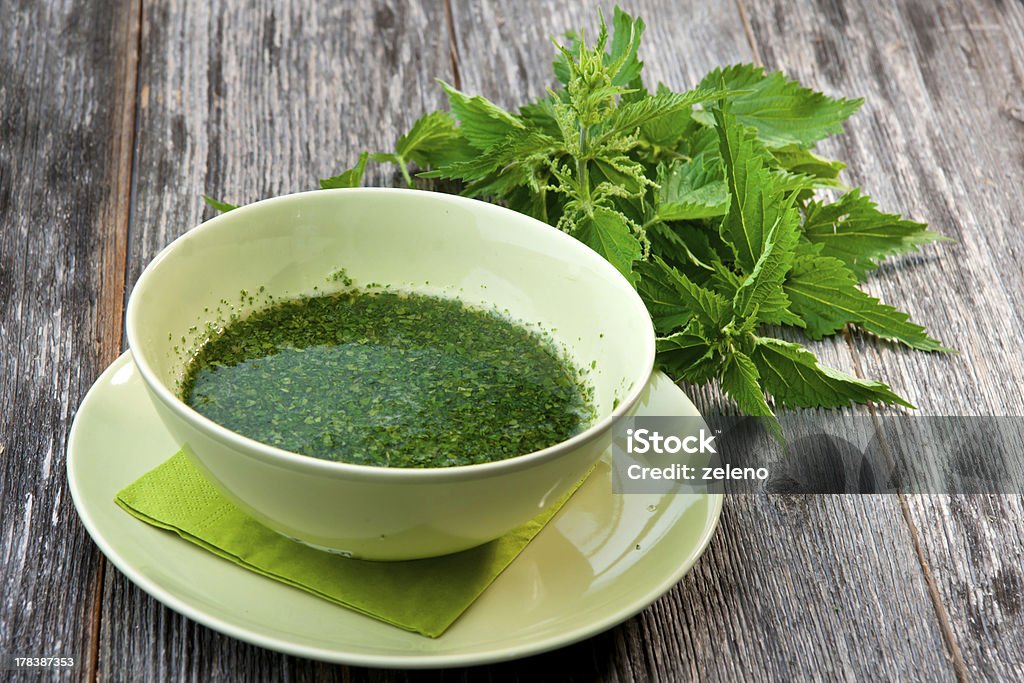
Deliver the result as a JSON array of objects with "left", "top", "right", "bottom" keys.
[{"left": 115, "top": 452, "right": 585, "bottom": 638}]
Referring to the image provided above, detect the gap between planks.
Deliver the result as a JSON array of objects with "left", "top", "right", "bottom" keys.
[
  {"left": 87, "top": 0, "right": 146, "bottom": 679},
  {"left": 844, "top": 354, "right": 970, "bottom": 682},
  {"left": 443, "top": 0, "right": 463, "bottom": 90},
  {"left": 733, "top": 0, "right": 763, "bottom": 65}
]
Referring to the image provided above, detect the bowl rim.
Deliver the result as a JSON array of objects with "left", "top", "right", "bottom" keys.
[{"left": 126, "top": 187, "right": 657, "bottom": 482}]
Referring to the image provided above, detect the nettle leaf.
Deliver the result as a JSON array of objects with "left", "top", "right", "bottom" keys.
[
  {"left": 519, "top": 95, "right": 562, "bottom": 137},
  {"left": 638, "top": 264, "right": 704, "bottom": 333},
  {"left": 699, "top": 64, "right": 862, "bottom": 148},
  {"left": 606, "top": 6, "right": 646, "bottom": 86},
  {"left": 721, "top": 351, "right": 776, "bottom": 419},
  {"left": 637, "top": 257, "right": 732, "bottom": 332},
  {"left": 784, "top": 254, "right": 950, "bottom": 351},
  {"left": 640, "top": 84, "right": 694, "bottom": 147},
  {"left": 733, "top": 206, "right": 800, "bottom": 321},
  {"left": 803, "top": 189, "right": 946, "bottom": 280},
  {"left": 648, "top": 222, "right": 719, "bottom": 274},
  {"left": 754, "top": 288, "right": 805, "bottom": 327},
  {"left": 422, "top": 128, "right": 557, "bottom": 189},
  {"left": 770, "top": 168, "right": 824, "bottom": 194},
  {"left": 710, "top": 260, "right": 803, "bottom": 327},
  {"left": 602, "top": 5, "right": 643, "bottom": 87},
  {"left": 552, "top": 36, "right": 580, "bottom": 85},
  {"left": 751, "top": 337, "right": 913, "bottom": 408},
  {"left": 602, "top": 88, "right": 722, "bottom": 141},
  {"left": 203, "top": 195, "right": 239, "bottom": 213},
  {"left": 575, "top": 207, "right": 643, "bottom": 283},
  {"left": 708, "top": 260, "right": 741, "bottom": 294},
  {"left": 714, "top": 107, "right": 790, "bottom": 271},
  {"left": 656, "top": 331, "right": 717, "bottom": 383},
  {"left": 771, "top": 144, "right": 846, "bottom": 181},
  {"left": 394, "top": 110, "right": 475, "bottom": 168},
  {"left": 367, "top": 112, "right": 477, "bottom": 188},
  {"left": 320, "top": 151, "right": 369, "bottom": 189},
  {"left": 656, "top": 155, "right": 729, "bottom": 221},
  {"left": 440, "top": 81, "right": 524, "bottom": 150},
  {"left": 681, "top": 125, "right": 721, "bottom": 160}
]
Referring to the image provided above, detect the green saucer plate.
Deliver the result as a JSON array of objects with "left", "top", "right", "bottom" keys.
[{"left": 67, "top": 352, "right": 721, "bottom": 668}]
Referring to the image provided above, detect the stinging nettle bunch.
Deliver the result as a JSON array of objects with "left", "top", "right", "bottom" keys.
[{"left": 208, "top": 7, "right": 951, "bottom": 437}]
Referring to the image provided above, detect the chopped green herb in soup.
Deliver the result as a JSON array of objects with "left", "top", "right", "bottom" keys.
[{"left": 181, "top": 290, "right": 594, "bottom": 467}]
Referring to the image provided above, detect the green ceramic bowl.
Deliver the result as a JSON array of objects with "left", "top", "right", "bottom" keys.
[{"left": 126, "top": 189, "right": 655, "bottom": 560}]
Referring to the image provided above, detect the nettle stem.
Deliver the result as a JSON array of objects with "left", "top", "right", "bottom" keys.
[
  {"left": 577, "top": 123, "right": 592, "bottom": 211},
  {"left": 398, "top": 157, "right": 415, "bottom": 189},
  {"left": 640, "top": 217, "right": 661, "bottom": 231}
]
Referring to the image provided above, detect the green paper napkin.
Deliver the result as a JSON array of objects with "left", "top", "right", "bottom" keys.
[{"left": 115, "top": 451, "right": 587, "bottom": 638}]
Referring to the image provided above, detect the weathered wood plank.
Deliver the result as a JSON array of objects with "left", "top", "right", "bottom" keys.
[
  {"left": 98, "top": 1, "right": 456, "bottom": 680},
  {"left": 448, "top": 2, "right": 956, "bottom": 681},
  {"left": 0, "top": 0, "right": 139, "bottom": 680},
  {"left": 740, "top": 0, "right": 1024, "bottom": 679}
]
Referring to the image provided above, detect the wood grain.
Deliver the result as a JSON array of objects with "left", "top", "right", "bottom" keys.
[
  {"left": 740, "top": 0, "right": 1024, "bottom": 679},
  {"left": 0, "top": 0, "right": 139, "bottom": 680}
]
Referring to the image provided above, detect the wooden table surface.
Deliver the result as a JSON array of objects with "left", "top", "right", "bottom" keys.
[{"left": 3, "top": 0, "right": 1023, "bottom": 680}]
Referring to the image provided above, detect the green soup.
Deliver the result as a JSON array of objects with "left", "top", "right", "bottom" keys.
[{"left": 180, "top": 289, "right": 594, "bottom": 467}]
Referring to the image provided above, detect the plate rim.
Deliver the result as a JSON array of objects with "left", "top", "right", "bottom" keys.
[{"left": 68, "top": 351, "right": 722, "bottom": 669}]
